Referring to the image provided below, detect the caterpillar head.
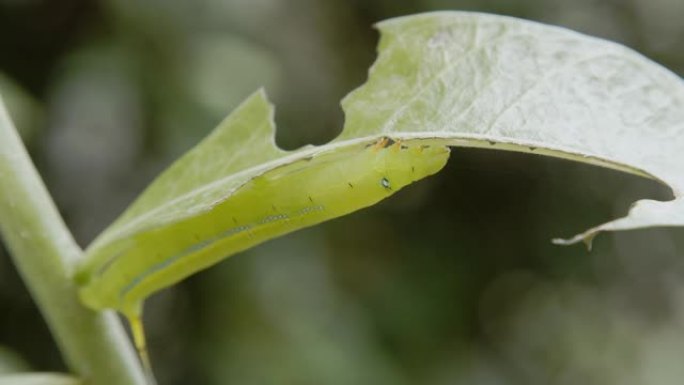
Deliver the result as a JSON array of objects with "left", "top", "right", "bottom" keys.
[{"left": 372, "top": 138, "right": 450, "bottom": 192}]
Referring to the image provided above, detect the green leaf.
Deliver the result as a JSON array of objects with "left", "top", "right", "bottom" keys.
[
  {"left": 344, "top": 11, "right": 684, "bottom": 246},
  {"left": 0, "top": 373, "right": 81, "bottom": 385},
  {"left": 85, "top": 89, "right": 287, "bottom": 251},
  {"left": 81, "top": 12, "right": 683, "bottom": 304}
]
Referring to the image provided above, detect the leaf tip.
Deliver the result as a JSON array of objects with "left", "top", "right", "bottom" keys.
[{"left": 551, "top": 231, "right": 597, "bottom": 251}]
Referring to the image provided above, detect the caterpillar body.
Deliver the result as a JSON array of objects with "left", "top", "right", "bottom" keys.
[{"left": 77, "top": 137, "right": 450, "bottom": 380}]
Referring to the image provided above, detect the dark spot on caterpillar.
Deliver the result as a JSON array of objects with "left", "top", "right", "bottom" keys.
[
  {"left": 421, "top": 145, "right": 431, "bottom": 149},
  {"left": 383, "top": 137, "right": 396, "bottom": 147},
  {"left": 401, "top": 145, "right": 409, "bottom": 150},
  {"left": 411, "top": 166, "right": 415, "bottom": 173},
  {"left": 348, "top": 182, "right": 354, "bottom": 189},
  {"left": 528, "top": 146, "right": 537, "bottom": 151},
  {"left": 308, "top": 196, "right": 314, "bottom": 203},
  {"left": 488, "top": 141, "right": 497, "bottom": 145},
  {"left": 381, "top": 177, "right": 391, "bottom": 190}
]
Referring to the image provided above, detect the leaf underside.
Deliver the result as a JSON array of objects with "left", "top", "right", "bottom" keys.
[{"left": 85, "top": 11, "right": 684, "bottom": 268}]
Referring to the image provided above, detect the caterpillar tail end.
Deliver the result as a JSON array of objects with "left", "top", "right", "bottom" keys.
[{"left": 127, "top": 307, "right": 158, "bottom": 385}]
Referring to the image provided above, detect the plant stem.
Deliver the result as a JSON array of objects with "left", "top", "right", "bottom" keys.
[{"left": 0, "top": 97, "right": 146, "bottom": 384}]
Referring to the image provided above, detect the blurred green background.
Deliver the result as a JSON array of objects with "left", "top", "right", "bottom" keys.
[{"left": 1, "top": 0, "right": 683, "bottom": 384}]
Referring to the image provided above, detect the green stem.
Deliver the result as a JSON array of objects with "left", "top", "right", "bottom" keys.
[{"left": 0, "top": 96, "right": 146, "bottom": 384}]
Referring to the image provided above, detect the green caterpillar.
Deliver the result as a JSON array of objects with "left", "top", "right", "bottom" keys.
[{"left": 77, "top": 137, "right": 450, "bottom": 380}]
